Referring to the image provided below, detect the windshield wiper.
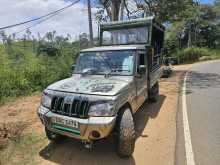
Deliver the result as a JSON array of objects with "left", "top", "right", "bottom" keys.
[
  {"left": 81, "top": 68, "right": 97, "bottom": 76},
  {"left": 105, "top": 68, "right": 130, "bottom": 77},
  {"left": 111, "top": 68, "right": 131, "bottom": 72}
]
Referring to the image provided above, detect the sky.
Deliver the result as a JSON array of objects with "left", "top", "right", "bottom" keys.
[
  {"left": 200, "top": 0, "right": 215, "bottom": 3},
  {"left": 0, "top": 0, "right": 215, "bottom": 40},
  {"left": 0, "top": 0, "right": 98, "bottom": 40}
]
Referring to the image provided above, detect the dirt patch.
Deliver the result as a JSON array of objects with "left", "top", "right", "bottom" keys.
[
  {"left": 0, "top": 122, "right": 26, "bottom": 149},
  {"left": 0, "top": 94, "right": 43, "bottom": 151},
  {"left": 0, "top": 122, "right": 26, "bottom": 139},
  {"left": 0, "top": 94, "right": 42, "bottom": 131},
  {"left": 0, "top": 64, "right": 193, "bottom": 165}
]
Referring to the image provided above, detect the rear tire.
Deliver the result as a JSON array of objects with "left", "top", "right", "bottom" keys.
[
  {"left": 116, "top": 107, "right": 135, "bottom": 158},
  {"left": 149, "top": 81, "right": 159, "bottom": 102},
  {"left": 45, "top": 127, "right": 62, "bottom": 142}
]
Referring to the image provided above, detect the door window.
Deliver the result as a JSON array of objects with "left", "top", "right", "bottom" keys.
[{"left": 137, "top": 53, "right": 146, "bottom": 74}]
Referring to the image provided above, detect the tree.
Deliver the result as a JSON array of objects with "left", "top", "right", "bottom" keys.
[
  {"left": 45, "top": 32, "right": 53, "bottom": 42},
  {"left": 0, "top": 31, "right": 7, "bottom": 44},
  {"left": 215, "top": 0, "right": 220, "bottom": 14},
  {"left": 25, "top": 29, "right": 32, "bottom": 40},
  {"left": 100, "top": 0, "right": 122, "bottom": 21},
  {"left": 99, "top": 0, "right": 195, "bottom": 23},
  {"left": 165, "top": 2, "right": 220, "bottom": 52},
  {"left": 182, "top": 4, "right": 219, "bottom": 48},
  {"left": 215, "top": 0, "right": 220, "bottom": 48},
  {"left": 79, "top": 33, "right": 89, "bottom": 48}
]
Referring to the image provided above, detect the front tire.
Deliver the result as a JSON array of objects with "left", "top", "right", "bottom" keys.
[{"left": 116, "top": 108, "right": 135, "bottom": 157}]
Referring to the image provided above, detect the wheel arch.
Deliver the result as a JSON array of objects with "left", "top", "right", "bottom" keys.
[{"left": 117, "top": 102, "right": 133, "bottom": 116}]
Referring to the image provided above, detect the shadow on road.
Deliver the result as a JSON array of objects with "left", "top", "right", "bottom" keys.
[
  {"left": 39, "top": 95, "right": 166, "bottom": 165},
  {"left": 186, "top": 71, "right": 220, "bottom": 94}
]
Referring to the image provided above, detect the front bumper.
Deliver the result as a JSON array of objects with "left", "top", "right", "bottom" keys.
[{"left": 37, "top": 106, "right": 116, "bottom": 141}]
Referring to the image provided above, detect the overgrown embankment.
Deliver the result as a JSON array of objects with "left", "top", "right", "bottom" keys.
[
  {"left": 171, "top": 47, "right": 220, "bottom": 63},
  {"left": 0, "top": 42, "right": 79, "bottom": 104}
]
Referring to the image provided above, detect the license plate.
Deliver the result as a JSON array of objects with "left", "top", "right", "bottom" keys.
[{"left": 52, "top": 116, "right": 79, "bottom": 129}]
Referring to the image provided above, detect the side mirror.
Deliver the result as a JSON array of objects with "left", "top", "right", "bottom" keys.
[{"left": 138, "top": 65, "right": 146, "bottom": 75}]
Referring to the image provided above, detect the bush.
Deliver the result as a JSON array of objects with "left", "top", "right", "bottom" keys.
[
  {"left": 0, "top": 42, "right": 78, "bottom": 103},
  {"left": 173, "top": 47, "right": 220, "bottom": 63}
]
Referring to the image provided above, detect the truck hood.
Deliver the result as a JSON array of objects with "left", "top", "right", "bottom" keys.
[{"left": 47, "top": 74, "right": 133, "bottom": 96}]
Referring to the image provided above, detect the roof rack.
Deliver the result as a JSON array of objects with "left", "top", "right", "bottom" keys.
[{"left": 100, "top": 17, "right": 165, "bottom": 32}]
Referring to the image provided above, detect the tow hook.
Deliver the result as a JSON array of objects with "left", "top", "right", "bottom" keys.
[{"left": 82, "top": 140, "right": 93, "bottom": 150}]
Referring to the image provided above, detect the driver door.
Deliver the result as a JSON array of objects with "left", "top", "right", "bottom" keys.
[{"left": 135, "top": 53, "right": 148, "bottom": 112}]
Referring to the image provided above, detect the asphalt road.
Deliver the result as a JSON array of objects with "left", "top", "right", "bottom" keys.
[{"left": 176, "top": 60, "right": 220, "bottom": 165}]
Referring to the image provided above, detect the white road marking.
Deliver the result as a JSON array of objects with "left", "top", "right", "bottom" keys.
[{"left": 182, "top": 72, "right": 196, "bottom": 165}]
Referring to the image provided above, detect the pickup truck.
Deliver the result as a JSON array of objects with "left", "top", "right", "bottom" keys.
[{"left": 38, "top": 17, "right": 165, "bottom": 157}]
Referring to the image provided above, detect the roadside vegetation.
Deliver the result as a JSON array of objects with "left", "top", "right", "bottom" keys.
[
  {"left": 174, "top": 47, "right": 220, "bottom": 63},
  {"left": 0, "top": 34, "right": 81, "bottom": 104},
  {"left": 0, "top": 131, "right": 47, "bottom": 165},
  {"left": 0, "top": 0, "right": 220, "bottom": 164},
  {"left": 164, "top": 0, "right": 220, "bottom": 63}
]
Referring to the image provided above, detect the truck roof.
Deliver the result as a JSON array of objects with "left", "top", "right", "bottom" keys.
[
  {"left": 81, "top": 45, "right": 146, "bottom": 52},
  {"left": 100, "top": 17, "right": 165, "bottom": 32}
]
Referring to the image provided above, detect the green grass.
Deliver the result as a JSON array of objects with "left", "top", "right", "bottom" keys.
[
  {"left": 0, "top": 132, "right": 47, "bottom": 165},
  {"left": 0, "top": 42, "right": 79, "bottom": 103},
  {"left": 172, "top": 47, "right": 220, "bottom": 63},
  {"left": 210, "top": 49, "right": 220, "bottom": 59}
]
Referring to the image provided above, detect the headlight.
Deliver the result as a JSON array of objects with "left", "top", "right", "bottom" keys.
[
  {"left": 41, "top": 91, "right": 52, "bottom": 109},
  {"left": 38, "top": 106, "right": 50, "bottom": 115},
  {"left": 88, "top": 102, "right": 115, "bottom": 117}
]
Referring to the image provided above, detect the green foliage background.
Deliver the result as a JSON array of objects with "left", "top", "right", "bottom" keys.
[
  {"left": 175, "top": 47, "right": 220, "bottom": 62},
  {"left": 0, "top": 41, "right": 79, "bottom": 103},
  {"left": 164, "top": 0, "right": 220, "bottom": 58}
]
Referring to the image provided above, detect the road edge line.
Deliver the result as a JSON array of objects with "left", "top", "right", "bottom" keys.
[{"left": 182, "top": 72, "right": 196, "bottom": 165}]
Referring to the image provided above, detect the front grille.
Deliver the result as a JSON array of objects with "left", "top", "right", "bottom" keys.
[{"left": 51, "top": 96, "right": 90, "bottom": 118}]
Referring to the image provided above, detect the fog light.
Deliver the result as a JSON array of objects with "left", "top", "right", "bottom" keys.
[{"left": 91, "top": 131, "right": 101, "bottom": 139}]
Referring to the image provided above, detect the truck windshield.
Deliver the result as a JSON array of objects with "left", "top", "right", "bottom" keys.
[{"left": 74, "top": 50, "right": 135, "bottom": 76}]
